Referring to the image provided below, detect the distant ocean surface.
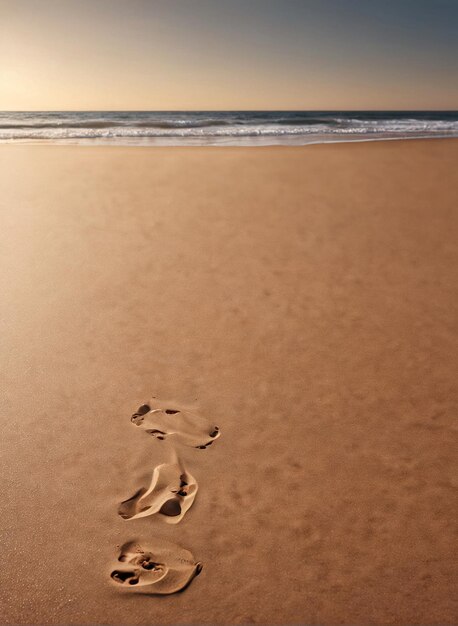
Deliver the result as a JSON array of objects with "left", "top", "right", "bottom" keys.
[{"left": 1, "top": 111, "right": 458, "bottom": 146}]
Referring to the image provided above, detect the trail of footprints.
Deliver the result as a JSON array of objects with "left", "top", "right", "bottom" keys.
[{"left": 110, "top": 399, "right": 220, "bottom": 594}]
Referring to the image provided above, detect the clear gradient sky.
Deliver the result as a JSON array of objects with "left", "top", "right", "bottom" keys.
[{"left": 1, "top": 0, "right": 457, "bottom": 110}]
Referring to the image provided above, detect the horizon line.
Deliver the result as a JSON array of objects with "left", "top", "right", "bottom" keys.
[{"left": 2, "top": 108, "right": 458, "bottom": 113}]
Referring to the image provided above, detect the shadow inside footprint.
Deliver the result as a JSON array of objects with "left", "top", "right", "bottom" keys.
[
  {"left": 159, "top": 499, "right": 182, "bottom": 517},
  {"left": 110, "top": 540, "right": 202, "bottom": 594},
  {"left": 130, "top": 399, "right": 221, "bottom": 448},
  {"left": 118, "top": 463, "right": 197, "bottom": 524}
]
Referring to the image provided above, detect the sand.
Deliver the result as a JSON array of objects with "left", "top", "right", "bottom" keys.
[{"left": 0, "top": 139, "right": 457, "bottom": 625}]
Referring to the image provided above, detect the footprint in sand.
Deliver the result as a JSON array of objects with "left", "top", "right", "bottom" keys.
[
  {"left": 110, "top": 540, "right": 202, "bottom": 594},
  {"left": 118, "top": 461, "right": 197, "bottom": 524},
  {"left": 131, "top": 399, "right": 221, "bottom": 449}
]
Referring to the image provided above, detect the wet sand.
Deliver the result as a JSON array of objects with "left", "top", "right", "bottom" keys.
[{"left": 0, "top": 139, "right": 457, "bottom": 625}]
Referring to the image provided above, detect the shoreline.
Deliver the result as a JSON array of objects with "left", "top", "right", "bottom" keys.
[{"left": 1, "top": 133, "right": 458, "bottom": 147}]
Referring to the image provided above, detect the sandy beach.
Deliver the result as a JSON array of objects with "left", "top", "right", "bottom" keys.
[{"left": 0, "top": 139, "right": 456, "bottom": 625}]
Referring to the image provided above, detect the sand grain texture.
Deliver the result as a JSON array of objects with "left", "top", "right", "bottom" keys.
[{"left": 0, "top": 140, "right": 457, "bottom": 625}]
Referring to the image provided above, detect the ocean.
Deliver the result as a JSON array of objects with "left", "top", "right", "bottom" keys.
[{"left": 1, "top": 110, "right": 457, "bottom": 146}]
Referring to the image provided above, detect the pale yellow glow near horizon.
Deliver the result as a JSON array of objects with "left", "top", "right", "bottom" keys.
[{"left": 1, "top": 0, "right": 457, "bottom": 111}]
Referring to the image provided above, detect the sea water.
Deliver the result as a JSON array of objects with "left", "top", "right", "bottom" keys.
[{"left": 1, "top": 110, "right": 457, "bottom": 146}]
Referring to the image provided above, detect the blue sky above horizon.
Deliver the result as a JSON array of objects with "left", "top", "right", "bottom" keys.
[{"left": 1, "top": 0, "right": 457, "bottom": 110}]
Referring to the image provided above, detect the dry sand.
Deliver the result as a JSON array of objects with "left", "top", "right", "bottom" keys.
[{"left": 0, "top": 139, "right": 457, "bottom": 625}]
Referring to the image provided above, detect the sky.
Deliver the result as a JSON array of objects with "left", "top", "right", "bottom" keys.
[{"left": 0, "top": 0, "right": 457, "bottom": 110}]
